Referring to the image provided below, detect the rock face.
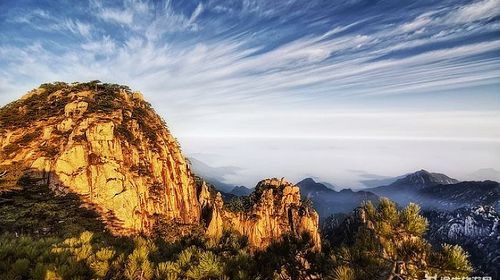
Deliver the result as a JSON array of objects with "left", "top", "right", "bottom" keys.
[
  {"left": 424, "top": 206, "right": 500, "bottom": 278},
  {"left": 0, "top": 82, "right": 321, "bottom": 250},
  {"left": 0, "top": 82, "right": 200, "bottom": 235},
  {"left": 202, "top": 178, "right": 321, "bottom": 251}
]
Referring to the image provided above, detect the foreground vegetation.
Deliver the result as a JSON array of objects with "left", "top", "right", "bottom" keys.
[{"left": 0, "top": 183, "right": 472, "bottom": 280}]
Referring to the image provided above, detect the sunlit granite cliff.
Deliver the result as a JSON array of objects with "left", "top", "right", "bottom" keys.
[
  {"left": 0, "top": 82, "right": 200, "bottom": 234},
  {"left": 201, "top": 178, "right": 321, "bottom": 251}
]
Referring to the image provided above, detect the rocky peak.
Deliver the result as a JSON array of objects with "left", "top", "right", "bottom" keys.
[
  {"left": 253, "top": 177, "right": 300, "bottom": 203},
  {"left": 204, "top": 178, "right": 321, "bottom": 251},
  {"left": 0, "top": 81, "right": 200, "bottom": 235},
  {"left": 255, "top": 177, "right": 289, "bottom": 190},
  {"left": 392, "top": 169, "right": 459, "bottom": 188},
  {"left": 297, "top": 178, "right": 332, "bottom": 193}
]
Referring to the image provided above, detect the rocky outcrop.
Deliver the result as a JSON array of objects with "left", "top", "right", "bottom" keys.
[
  {"left": 203, "top": 178, "right": 321, "bottom": 251},
  {"left": 424, "top": 206, "right": 500, "bottom": 277},
  {"left": 0, "top": 82, "right": 200, "bottom": 235}
]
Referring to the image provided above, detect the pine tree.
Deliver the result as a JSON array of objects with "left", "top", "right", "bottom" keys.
[
  {"left": 327, "top": 198, "right": 472, "bottom": 279},
  {"left": 124, "top": 238, "right": 156, "bottom": 280}
]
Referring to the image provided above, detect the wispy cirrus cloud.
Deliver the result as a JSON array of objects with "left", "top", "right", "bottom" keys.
[
  {"left": 1, "top": 0, "right": 498, "bottom": 103},
  {"left": 90, "top": 0, "right": 144, "bottom": 26},
  {"left": 81, "top": 35, "right": 116, "bottom": 54},
  {"left": 8, "top": 8, "right": 92, "bottom": 37},
  {"left": 446, "top": 0, "right": 500, "bottom": 23}
]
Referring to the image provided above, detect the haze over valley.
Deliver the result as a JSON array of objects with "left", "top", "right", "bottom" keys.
[{"left": 186, "top": 136, "right": 500, "bottom": 189}]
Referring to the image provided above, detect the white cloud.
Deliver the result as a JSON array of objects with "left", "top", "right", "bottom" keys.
[
  {"left": 399, "top": 15, "right": 432, "bottom": 33},
  {"left": 189, "top": 3, "right": 204, "bottom": 25},
  {"left": 9, "top": 9, "right": 93, "bottom": 38},
  {"left": 81, "top": 36, "right": 116, "bottom": 54},
  {"left": 2, "top": 9, "right": 499, "bottom": 107},
  {"left": 90, "top": 0, "right": 145, "bottom": 26},
  {"left": 99, "top": 8, "right": 134, "bottom": 25},
  {"left": 319, "top": 20, "right": 365, "bottom": 39},
  {"left": 447, "top": 0, "right": 500, "bottom": 23},
  {"left": 10, "top": 8, "right": 50, "bottom": 23},
  {"left": 62, "top": 19, "right": 92, "bottom": 37}
]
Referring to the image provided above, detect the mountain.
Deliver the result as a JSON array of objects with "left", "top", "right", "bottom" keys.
[
  {"left": 467, "top": 168, "right": 500, "bottom": 182},
  {"left": 188, "top": 157, "right": 238, "bottom": 193},
  {"left": 360, "top": 174, "right": 405, "bottom": 188},
  {"left": 371, "top": 169, "right": 459, "bottom": 206},
  {"left": 0, "top": 81, "right": 320, "bottom": 250},
  {"left": 371, "top": 170, "right": 498, "bottom": 210},
  {"left": 418, "top": 180, "right": 499, "bottom": 210},
  {"left": 424, "top": 206, "right": 500, "bottom": 278},
  {"left": 230, "top": 185, "right": 253, "bottom": 196},
  {"left": 362, "top": 169, "right": 500, "bottom": 275},
  {"left": 320, "top": 181, "right": 339, "bottom": 191},
  {"left": 296, "top": 178, "right": 378, "bottom": 219},
  {"left": 0, "top": 81, "right": 201, "bottom": 235},
  {"left": 296, "top": 178, "right": 332, "bottom": 193},
  {"left": 373, "top": 169, "right": 459, "bottom": 192}
]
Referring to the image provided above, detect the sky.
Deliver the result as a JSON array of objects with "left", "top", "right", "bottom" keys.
[{"left": 0, "top": 0, "right": 499, "bottom": 188}]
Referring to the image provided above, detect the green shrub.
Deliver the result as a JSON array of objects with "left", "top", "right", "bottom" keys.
[
  {"left": 156, "top": 261, "right": 180, "bottom": 280},
  {"left": 124, "top": 239, "right": 156, "bottom": 280},
  {"left": 40, "top": 82, "right": 68, "bottom": 94},
  {"left": 39, "top": 145, "right": 59, "bottom": 157},
  {"left": 72, "top": 134, "right": 87, "bottom": 142},
  {"left": 224, "top": 196, "right": 253, "bottom": 212},
  {"left": 115, "top": 123, "right": 135, "bottom": 143},
  {"left": 17, "top": 130, "right": 42, "bottom": 145},
  {"left": 0, "top": 82, "right": 69, "bottom": 128},
  {"left": 1, "top": 143, "right": 20, "bottom": 156}
]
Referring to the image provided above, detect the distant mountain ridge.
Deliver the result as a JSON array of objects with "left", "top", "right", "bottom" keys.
[
  {"left": 373, "top": 169, "right": 459, "bottom": 193},
  {"left": 419, "top": 180, "right": 499, "bottom": 210},
  {"left": 467, "top": 168, "right": 500, "bottom": 182},
  {"left": 297, "top": 178, "right": 332, "bottom": 193},
  {"left": 360, "top": 175, "right": 404, "bottom": 188},
  {"left": 188, "top": 157, "right": 238, "bottom": 193},
  {"left": 296, "top": 178, "right": 378, "bottom": 219},
  {"left": 371, "top": 170, "right": 498, "bottom": 211},
  {"left": 230, "top": 185, "right": 253, "bottom": 196}
]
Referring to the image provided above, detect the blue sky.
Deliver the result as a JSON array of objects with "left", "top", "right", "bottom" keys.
[{"left": 1, "top": 0, "right": 499, "bottom": 187}]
